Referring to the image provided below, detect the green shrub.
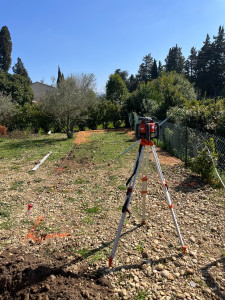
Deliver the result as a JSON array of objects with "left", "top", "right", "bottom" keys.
[{"left": 190, "top": 138, "right": 218, "bottom": 183}]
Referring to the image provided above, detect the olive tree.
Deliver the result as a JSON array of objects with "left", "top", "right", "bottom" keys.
[
  {"left": 0, "top": 94, "right": 17, "bottom": 127},
  {"left": 42, "top": 74, "right": 96, "bottom": 138}
]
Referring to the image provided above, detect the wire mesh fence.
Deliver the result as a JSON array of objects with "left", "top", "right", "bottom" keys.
[
  {"left": 128, "top": 112, "right": 225, "bottom": 173},
  {"left": 159, "top": 122, "right": 225, "bottom": 172}
]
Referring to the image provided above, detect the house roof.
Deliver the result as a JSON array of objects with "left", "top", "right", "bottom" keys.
[{"left": 31, "top": 82, "right": 55, "bottom": 102}]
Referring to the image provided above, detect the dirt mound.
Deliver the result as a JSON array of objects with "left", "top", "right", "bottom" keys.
[{"left": 0, "top": 248, "right": 113, "bottom": 300}]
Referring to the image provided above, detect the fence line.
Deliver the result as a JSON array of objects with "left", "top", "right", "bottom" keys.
[
  {"left": 159, "top": 121, "right": 225, "bottom": 172},
  {"left": 128, "top": 113, "right": 225, "bottom": 173}
]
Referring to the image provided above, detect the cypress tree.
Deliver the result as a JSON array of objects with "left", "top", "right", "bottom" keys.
[
  {"left": 57, "top": 66, "right": 64, "bottom": 86},
  {"left": 158, "top": 60, "right": 163, "bottom": 76},
  {"left": 151, "top": 59, "right": 158, "bottom": 79},
  {"left": 0, "top": 26, "right": 12, "bottom": 72}
]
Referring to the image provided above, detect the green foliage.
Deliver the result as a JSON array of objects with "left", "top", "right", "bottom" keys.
[
  {"left": 190, "top": 138, "right": 218, "bottom": 183},
  {"left": 12, "top": 57, "right": 32, "bottom": 84},
  {"left": 0, "top": 94, "right": 17, "bottom": 127},
  {"left": 106, "top": 74, "right": 129, "bottom": 105},
  {"left": 126, "top": 71, "right": 196, "bottom": 119},
  {"left": 0, "top": 70, "right": 33, "bottom": 105},
  {"left": 165, "top": 44, "right": 185, "bottom": 73},
  {"left": 168, "top": 98, "right": 225, "bottom": 136},
  {"left": 0, "top": 26, "right": 12, "bottom": 72},
  {"left": 42, "top": 74, "right": 96, "bottom": 138},
  {"left": 136, "top": 53, "right": 153, "bottom": 83},
  {"left": 97, "top": 98, "right": 122, "bottom": 128}
]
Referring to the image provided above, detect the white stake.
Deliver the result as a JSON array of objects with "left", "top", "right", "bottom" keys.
[{"left": 32, "top": 151, "right": 52, "bottom": 171}]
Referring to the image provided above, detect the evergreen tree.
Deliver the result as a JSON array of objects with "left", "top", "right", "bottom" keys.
[
  {"left": 12, "top": 57, "right": 32, "bottom": 84},
  {"left": 185, "top": 47, "right": 198, "bottom": 83},
  {"left": 195, "top": 34, "right": 213, "bottom": 96},
  {"left": 151, "top": 59, "right": 158, "bottom": 79},
  {"left": 210, "top": 26, "right": 225, "bottom": 97},
  {"left": 165, "top": 44, "right": 185, "bottom": 73},
  {"left": 137, "top": 53, "right": 153, "bottom": 83},
  {"left": 0, "top": 26, "right": 12, "bottom": 72},
  {"left": 128, "top": 74, "right": 138, "bottom": 93},
  {"left": 57, "top": 66, "right": 64, "bottom": 86},
  {"left": 158, "top": 60, "right": 163, "bottom": 76}
]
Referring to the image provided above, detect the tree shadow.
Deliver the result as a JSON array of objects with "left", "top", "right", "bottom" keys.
[
  {"left": 1, "top": 137, "right": 68, "bottom": 151},
  {"left": 201, "top": 257, "right": 225, "bottom": 299}
]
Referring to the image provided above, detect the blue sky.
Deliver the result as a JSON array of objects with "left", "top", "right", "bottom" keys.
[{"left": 1, "top": 0, "right": 224, "bottom": 93}]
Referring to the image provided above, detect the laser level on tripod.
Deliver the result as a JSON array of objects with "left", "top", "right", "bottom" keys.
[{"left": 109, "top": 117, "right": 187, "bottom": 267}]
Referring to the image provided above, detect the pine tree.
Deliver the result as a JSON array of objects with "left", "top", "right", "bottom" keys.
[
  {"left": 165, "top": 44, "right": 185, "bottom": 73},
  {"left": 137, "top": 53, "right": 153, "bottom": 83},
  {"left": 151, "top": 59, "right": 158, "bottom": 79},
  {"left": 57, "top": 66, "right": 64, "bottom": 86},
  {"left": 0, "top": 26, "right": 12, "bottom": 72},
  {"left": 185, "top": 47, "right": 198, "bottom": 83},
  {"left": 195, "top": 34, "right": 213, "bottom": 96},
  {"left": 210, "top": 26, "right": 225, "bottom": 97},
  {"left": 12, "top": 57, "right": 32, "bottom": 84}
]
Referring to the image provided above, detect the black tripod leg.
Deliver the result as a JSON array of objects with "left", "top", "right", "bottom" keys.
[{"left": 109, "top": 145, "right": 145, "bottom": 267}]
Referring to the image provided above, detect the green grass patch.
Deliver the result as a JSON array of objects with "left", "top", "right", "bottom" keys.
[
  {"left": 0, "top": 210, "right": 10, "bottom": 218},
  {"left": 118, "top": 184, "right": 126, "bottom": 190},
  {"left": 85, "top": 206, "right": 100, "bottom": 214},
  {"left": 0, "top": 220, "right": 12, "bottom": 230},
  {"left": 70, "top": 131, "right": 138, "bottom": 171},
  {"left": 0, "top": 133, "right": 73, "bottom": 164},
  {"left": 10, "top": 180, "right": 24, "bottom": 190}
]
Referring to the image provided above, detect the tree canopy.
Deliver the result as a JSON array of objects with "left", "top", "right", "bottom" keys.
[
  {"left": 0, "top": 70, "right": 33, "bottom": 105},
  {"left": 42, "top": 74, "right": 96, "bottom": 138},
  {"left": 106, "top": 74, "right": 129, "bottom": 105},
  {"left": 165, "top": 44, "right": 185, "bottom": 74},
  {"left": 12, "top": 57, "right": 32, "bottom": 84}
]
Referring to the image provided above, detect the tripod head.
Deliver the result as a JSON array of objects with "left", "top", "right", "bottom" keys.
[{"left": 136, "top": 117, "right": 159, "bottom": 141}]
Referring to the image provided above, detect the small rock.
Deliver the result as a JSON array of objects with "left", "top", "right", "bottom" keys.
[
  {"left": 186, "top": 268, "right": 194, "bottom": 275},
  {"left": 145, "top": 266, "right": 152, "bottom": 277},
  {"left": 50, "top": 274, "right": 56, "bottom": 281},
  {"left": 190, "top": 236, "right": 195, "bottom": 242},
  {"left": 190, "top": 281, "right": 197, "bottom": 287},
  {"left": 155, "top": 263, "right": 164, "bottom": 271},
  {"left": 161, "top": 270, "right": 170, "bottom": 278},
  {"left": 119, "top": 289, "right": 127, "bottom": 296},
  {"left": 153, "top": 239, "right": 159, "bottom": 245},
  {"left": 167, "top": 274, "right": 174, "bottom": 280},
  {"left": 44, "top": 283, "right": 51, "bottom": 291}
]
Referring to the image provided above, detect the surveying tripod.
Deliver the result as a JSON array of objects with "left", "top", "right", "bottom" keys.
[{"left": 109, "top": 117, "right": 187, "bottom": 267}]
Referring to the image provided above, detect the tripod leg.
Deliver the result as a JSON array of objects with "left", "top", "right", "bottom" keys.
[
  {"left": 141, "top": 145, "right": 149, "bottom": 225},
  {"left": 150, "top": 144, "right": 187, "bottom": 254},
  {"left": 109, "top": 145, "right": 145, "bottom": 267}
]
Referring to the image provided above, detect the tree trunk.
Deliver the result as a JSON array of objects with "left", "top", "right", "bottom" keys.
[{"left": 66, "top": 114, "right": 74, "bottom": 139}]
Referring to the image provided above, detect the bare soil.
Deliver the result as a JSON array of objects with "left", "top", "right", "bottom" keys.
[{"left": 0, "top": 130, "right": 224, "bottom": 300}]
